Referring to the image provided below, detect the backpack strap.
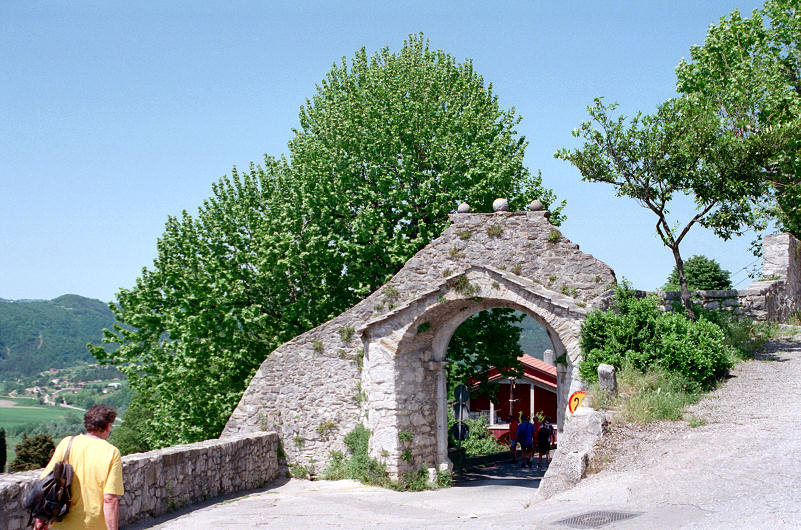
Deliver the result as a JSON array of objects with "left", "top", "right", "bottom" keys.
[{"left": 62, "top": 436, "right": 75, "bottom": 464}]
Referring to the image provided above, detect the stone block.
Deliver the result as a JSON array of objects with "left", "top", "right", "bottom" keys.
[{"left": 597, "top": 363, "right": 617, "bottom": 396}]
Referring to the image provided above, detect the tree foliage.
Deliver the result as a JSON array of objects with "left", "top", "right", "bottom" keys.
[
  {"left": 1, "top": 427, "right": 6, "bottom": 472},
  {"left": 675, "top": 0, "right": 801, "bottom": 237},
  {"left": 91, "top": 34, "right": 563, "bottom": 448},
  {"left": 663, "top": 255, "right": 732, "bottom": 291},
  {"left": 109, "top": 392, "right": 157, "bottom": 456},
  {"left": 9, "top": 433, "right": 55, "bottom": 472},
  {"left": 446, "top": 308, "right": 525, "bottom": 401},
  {"left": 556, "top": 98, "right": 764, "bottom": 318}
]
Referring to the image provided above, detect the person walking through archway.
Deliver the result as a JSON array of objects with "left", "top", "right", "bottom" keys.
[
  {"left": 515, "top": 414, "right": 535, "bottom": 468},
  {"left": 536, "top": 415, "right": 555, "bottom": 470},
  {"left": 508, "top": 412, "right": 519, "bottom": 463}
]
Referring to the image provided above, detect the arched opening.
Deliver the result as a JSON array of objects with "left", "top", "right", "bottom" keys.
[
  {"left": 446, "top": 308, "right": 558, "bottom": 449},
  {"left": 360, "top": 267, "right": 586, "bottom": 478}
]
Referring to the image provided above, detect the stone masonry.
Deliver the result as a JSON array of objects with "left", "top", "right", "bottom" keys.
[
  {"left": 0, "top": 431, "right": 278, "bottom": 530},
  {"left": 223, "top": 207, "right": 616, "bottom": 478},
  {"left": 659, "top": 233, "right": 801, "bottom": 322}
]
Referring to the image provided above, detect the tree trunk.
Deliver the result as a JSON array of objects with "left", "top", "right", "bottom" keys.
[{"left": 671, "top": 246, "right": 696, "bottom": 321}]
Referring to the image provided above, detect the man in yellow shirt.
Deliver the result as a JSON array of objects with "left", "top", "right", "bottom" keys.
[{"left": 34, "top": 404, "right": 124, "bottom": 530}]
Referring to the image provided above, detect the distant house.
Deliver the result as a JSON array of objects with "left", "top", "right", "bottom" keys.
[{"left": 467, "top": 354, "right": 557, "bottom": 440}]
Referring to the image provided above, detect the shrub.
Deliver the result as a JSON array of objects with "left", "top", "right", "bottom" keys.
[
  {"left": 663, "top": 255, "right": 732, "bottom": 291},
  {"left": 322, "top": 424, "right": 389, "bottom": 486},
  {"left": 579, "top": 284, "right": 733, "bottom": 389},
  {"left": 9, "top": 433, "right": 55, "bottom": 472},
  {"left": 447, "top": 411, "right": 507, "bottom": 456}
]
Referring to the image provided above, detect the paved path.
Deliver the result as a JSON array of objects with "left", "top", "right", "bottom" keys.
[{"left": 126, "top": 336, "right": 801, "bottom": 529}]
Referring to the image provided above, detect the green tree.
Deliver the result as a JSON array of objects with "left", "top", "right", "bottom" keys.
[
  {"left": 556, "top": 98, "right": 765, "bottom": 319},
  {"left": 109, "top": 392, "right": 155, "bottom": 456},
  {"left": 675, "top": 0, "right": 801, "bottom": 237},
  {"left": 1, "top": 427, "right": 7, "bottom": 472},
  {"left": 9, "top": 433, "right": 55, "bottom": 472},
  {"left": 92, "top": 34, "right": 563, "bottom": 447},
  {"left": 663, "top": 255, "right": 732, "bottom": 291},
  {"left": 446, "top": 308, "right": 525, "bottom": 401}
]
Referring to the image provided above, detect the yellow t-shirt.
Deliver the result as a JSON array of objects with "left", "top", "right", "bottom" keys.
[{"left": 42, "top": 434, "right": 124, "bottom": 530}]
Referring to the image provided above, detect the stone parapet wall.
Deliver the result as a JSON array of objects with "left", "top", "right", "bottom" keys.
[
  {"left": 658, "top": 233, "right": 801, "bottom": 322},
  {"left": 659, "top": 280, "right": 785, "bottom": 321},
  {"left": 0, "top": 431, "right": 279, "bottom": 530}
]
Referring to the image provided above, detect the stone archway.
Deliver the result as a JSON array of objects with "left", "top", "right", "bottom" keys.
[
  {"left": 223, "top": 208, "right": 616, "bottom": 478},
  {"left": 359, "top": 265, "right": 587, "bottom": 475}
]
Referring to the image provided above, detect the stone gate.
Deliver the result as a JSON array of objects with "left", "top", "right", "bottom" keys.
[{"left": 222, "top": 204, "right": 616, "bottom": 477}]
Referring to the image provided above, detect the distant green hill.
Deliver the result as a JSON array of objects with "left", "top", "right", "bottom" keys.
[
  {"left": 516, "top": 313, "right": 555, "bottom": 359},
  {"left": 0, "top": 295, "right": 115, "bottom": 378}
]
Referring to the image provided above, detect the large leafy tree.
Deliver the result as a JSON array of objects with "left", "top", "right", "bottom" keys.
[
  {"left": 556, "top": 98, "right": 765, "bottom": 319},
  {"left": 92, "top": 34, "right": 562, "bottom": 448},
  {"left": 675, "top": 0, "right": 801, "bottom": 237}
]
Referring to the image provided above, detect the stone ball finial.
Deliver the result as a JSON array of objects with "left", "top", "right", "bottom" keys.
[
  {"left": 528, "top": 199, "right": 544, "bottom": 211},
  {"left": 492, "top": 198, "right": 509, "bottom": 212},
  {"left": 457, "top": 202, "right": 471, "bottom": 213}
]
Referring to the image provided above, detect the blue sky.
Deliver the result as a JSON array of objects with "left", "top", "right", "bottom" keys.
[{"left": 1, "top": 0, "right": 768, "bottom": 302}]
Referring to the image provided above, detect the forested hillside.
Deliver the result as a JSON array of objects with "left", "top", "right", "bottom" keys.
[
  {"left": 517, "top": 314, "right": 555, "bottom": 358},
  {"left": 0, "top": 295, "right": 115, "bottom": 378}
]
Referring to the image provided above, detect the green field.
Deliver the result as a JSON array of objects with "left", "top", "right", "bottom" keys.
[{"left": 1, "top": 398, "right": 83, "bottom": 469}]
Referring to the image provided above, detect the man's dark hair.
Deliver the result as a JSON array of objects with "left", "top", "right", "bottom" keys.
[
  {"left": 84, "top": 404, "right": 117, "bottom": 433},
  {"left": 545, "top": 416, "right": 552, "bottom": 423}
]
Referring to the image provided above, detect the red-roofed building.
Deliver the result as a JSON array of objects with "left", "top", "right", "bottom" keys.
[{"left": 468, "top": 354, "right": 558, "bottom": 441}]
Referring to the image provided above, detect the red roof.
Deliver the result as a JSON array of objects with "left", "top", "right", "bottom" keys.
[{"left": 480, "top": 354, "right": 557, "bottom": 389}]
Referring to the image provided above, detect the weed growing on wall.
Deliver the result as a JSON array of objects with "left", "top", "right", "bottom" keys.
[
  {"left": 452, "top": 275, "right": 479, "bottom": 296},
  {"left": 338, "top": 326, "right": 355, "bottom": 343},
  {"left": 398, "top": 429, "right": 413, "bottom": 444},
  {"left": 322, "top": 424, "right": 390, "bottom": 486},
  {"left": 486, "top": 224, "right": 503, "bottom": 237},
  {"left": 317, "top": 420, "right": 337, "bottom": 439}
]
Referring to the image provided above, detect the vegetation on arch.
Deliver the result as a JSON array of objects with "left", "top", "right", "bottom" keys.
[{"left": 90, "top": 33, "right": 564, "bottom": 448}]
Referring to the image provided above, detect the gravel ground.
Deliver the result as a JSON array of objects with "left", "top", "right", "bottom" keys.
[
  {"left": 530, "top": 330, "right": 801, "bottom": 528},
  {"left": 588, "top": 330, "right": 801, "bottom": 476}
]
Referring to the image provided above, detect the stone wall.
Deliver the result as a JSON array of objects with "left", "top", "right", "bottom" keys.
[
  {"left": 659, "top": 233, "right": 801, "bottom": 322},
  {"left": 0, "top": 431, "right": 279, "bottom": 530},
  {"left": 223, "top": 208, "right": 616, "bottom": 477}
]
